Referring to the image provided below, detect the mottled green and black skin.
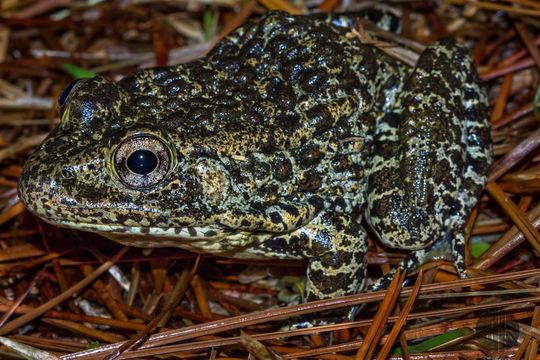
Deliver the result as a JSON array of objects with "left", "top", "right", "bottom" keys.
[{"left": 18, "top": 12, "right": 492, "bottom": 301}]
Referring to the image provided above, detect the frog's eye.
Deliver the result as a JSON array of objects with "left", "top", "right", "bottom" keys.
[
  {"left": 58, "top": 79, "right": 81, "bottom": 113},
  {"left": 113, "top": 135, "right": 171, "bottom": 189}
]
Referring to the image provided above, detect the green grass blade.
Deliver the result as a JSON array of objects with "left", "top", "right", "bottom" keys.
[
  {"left": 203, "top": 8, "right": 214, "bottom": 42},
  {"left": 534, "top": 84, "right": 540, "bottom": 116},
  {"left": 392, "top": 328, "right": 473, "bottom": 355},
  {"left": 60, "top": 63, "right": 96, "bottom": 79}
]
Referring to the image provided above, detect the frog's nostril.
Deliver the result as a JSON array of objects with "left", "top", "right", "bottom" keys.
[{"left": 61, "top": 167, "right": 75, "bottom": 179}]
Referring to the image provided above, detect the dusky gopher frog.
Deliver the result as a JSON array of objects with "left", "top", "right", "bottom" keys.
[{"left": 18, "top": 11, "right": 492, "bottom": 301}]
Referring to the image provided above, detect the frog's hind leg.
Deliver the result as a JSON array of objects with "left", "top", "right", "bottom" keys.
[
  {"left": 365, "top": 39, "right": 490, "bottom": 263},
  {"left": 354, "top": 41, "right": 491, "bottom": 322},
  {"left": 348, "top": 217, "right": 468, "bottom": 320}
]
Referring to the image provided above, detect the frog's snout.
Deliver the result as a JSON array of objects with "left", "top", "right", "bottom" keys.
[{"left": 18, "top": 156, "right": 53, "bottom": 219}]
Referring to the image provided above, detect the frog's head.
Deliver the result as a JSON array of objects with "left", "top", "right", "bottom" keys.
[{"left": 19, "top": 75, "right": 316, "bottom": 245}]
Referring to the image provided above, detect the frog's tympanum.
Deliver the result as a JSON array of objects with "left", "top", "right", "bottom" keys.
[{"left": 19, "top": 12, "right": 492, "bottom": 301}]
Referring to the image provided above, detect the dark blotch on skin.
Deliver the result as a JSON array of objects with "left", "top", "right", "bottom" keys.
[
  {"left": 282, "top": 59, "right": 306, "bottom": 84},
  {"left": 333, "top": 196, "right": 347, "bottom": 210},
  {"left": 260, "top": 185, "right": 278, "bottom": 204},
  {"left": 273, "top": 154, "right": 293, "bottom": 181},
  {"left": 239, "top": 39, "right": 264, "bottom": 59},
  {"left": 338, "top": 67, "right": 361, "bottom": 90},
  {"left": 116, "top": 214, "right": 131, "bottom": 225},
  {"left": 299, "top": 69, "right": 329, "bottom": 93},
  {"left": 331, "top": 155, "right": 351, "bottom": 172},
  {"left": 308, "top": 270, "right": 349, "bottom": 297},
  {"left": 269, "top": 82, "right": 296, "bottom": 111},
  {"left": 262, "top": 237, "right": 288, "bottom": 253},
  {"left": 299, "top": 145, "right": 323, "bottom": 167},
  {"left": 269, "top": 212, "right": 283, "bottom": 224},
  {"left": 298, "top": 172, "right": 322, "bottom": 193},
  {"left": 268, "top": 34, "right": 292, "bottom": 58},
  {"left": 251, "top": 159, "right": 271, "bottom": 181},
  {"left": 281, "top": 203, "right": 300, "bottom": 217},
  {"left": 141, "top": 227, "right": 150, "bottom": 234},
  {"left": 275, "top": 114, "right": 301, "bottom": 131},
  {"left": 261, "top": 131, "right": 278, "bottom": 152},
  {"left": 307, "top": 104, "right": 334, "bottom": 135}
]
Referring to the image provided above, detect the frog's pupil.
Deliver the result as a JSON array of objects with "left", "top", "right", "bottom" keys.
[{"left": 126, "top": 149, "right": 158, "bottom": 175}]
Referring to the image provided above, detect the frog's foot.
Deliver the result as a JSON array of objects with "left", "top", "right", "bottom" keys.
[
  {"left": 374, "top": 220, "right": 468, "bottom": 289},
  {"left": 281, "top": 313, "right": 347, "bottom": 330},
  {"left": 348, "top": 223, "right": 467, "bottom": 320},
  {"left": 405, "top": 224, "right": 467, "bottom": 279}
]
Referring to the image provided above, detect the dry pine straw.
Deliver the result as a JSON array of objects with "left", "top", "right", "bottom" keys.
[{"left": 2, "top": 0, "right": 540, "bottom": 359}]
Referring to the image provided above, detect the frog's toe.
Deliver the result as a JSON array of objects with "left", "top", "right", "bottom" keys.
[
  {"left": 367, "top": 223, "right": 468, "bottom": 295},
  {"left": 281, "top": 314, "right": 347, "bottom": 330}
]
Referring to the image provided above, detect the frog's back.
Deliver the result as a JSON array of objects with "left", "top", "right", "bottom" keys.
[{"left": 119, "top": 12, "right": 402, "bottom": 152}]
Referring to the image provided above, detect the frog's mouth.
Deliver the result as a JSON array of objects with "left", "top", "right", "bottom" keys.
[
  {"left": 46, "top": 217, "right": 233, "bottom": 241},
  {"left": 43, "top": 217, "right": 264, "bottom": 255}
]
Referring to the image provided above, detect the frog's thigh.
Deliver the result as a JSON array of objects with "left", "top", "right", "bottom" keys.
[
  {"left": 367, "top": 39, "right": 483, "bottom": 252},
  {"left": 256, "top": 212, "right": 367, "bottom": 301}
]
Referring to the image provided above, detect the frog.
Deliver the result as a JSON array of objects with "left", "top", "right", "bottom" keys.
[{"left": 18, "top": 11, "right": 492, "bottom": 302}]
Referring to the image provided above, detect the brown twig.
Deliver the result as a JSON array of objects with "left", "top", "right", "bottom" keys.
[
  {"left": 376, "top": 271, "right": 422, "bottom": 360},
  {"left": 0, "top": 247, "right": 129, "bottom": 336},
  {"left": 356, "top": 269, "right": 405, "bottom": 360}
]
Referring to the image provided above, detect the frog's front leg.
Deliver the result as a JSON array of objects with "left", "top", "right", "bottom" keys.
[
  {"left": 251, "top": 211, "right": 367, "bottom": 301},
  {"left": 366, "top": 39, "right": 491, "bottom": 276},
  {"left": 301, "top": 213, "right": 367, "bottom": 301}
]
